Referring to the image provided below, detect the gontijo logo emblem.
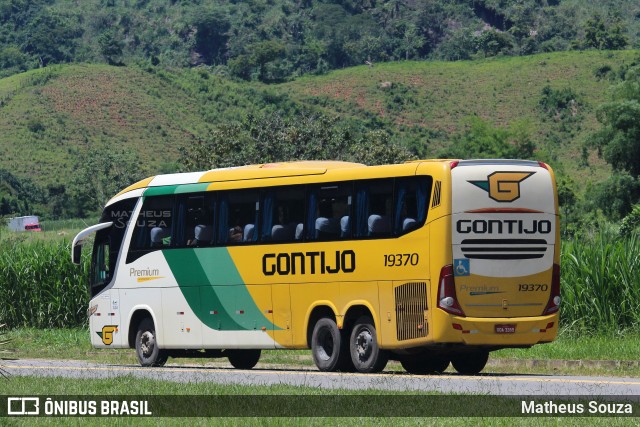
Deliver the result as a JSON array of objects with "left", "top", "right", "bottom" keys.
[{"left": 469, "top": 171, "right": 535, "bottom": 202}]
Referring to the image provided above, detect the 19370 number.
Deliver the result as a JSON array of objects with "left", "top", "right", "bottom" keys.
[
  {"left": 384, "top": 253, "right": 419, "bottom": 267},
  {"left": 518, "top": 284, "right": 548, "bottom": 292}
]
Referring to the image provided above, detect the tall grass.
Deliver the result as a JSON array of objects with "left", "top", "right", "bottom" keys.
[
  {"left": 561, "top": 230, "right": 640, "bottom": 332},
  {"left": 0, "top": 237, "right": 89, "bottom": 328}
]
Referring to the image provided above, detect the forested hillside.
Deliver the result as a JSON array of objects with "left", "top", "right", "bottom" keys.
[
  {"left": 0, "top": 0, "right": 638, "bottom": 80},
  {"left": 1, "top": 49, "right": 639, "bottom": 230},
  {"left": 0, "top": 0, "right": 639, "bottom": 236}
]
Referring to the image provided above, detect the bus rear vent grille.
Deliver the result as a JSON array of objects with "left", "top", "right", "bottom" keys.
[
  {"left": 395, "top": 282, "right": 428, "bottom": 341},
  {"left": 431, "top": 181, "right": 442, "bottom": 208}
]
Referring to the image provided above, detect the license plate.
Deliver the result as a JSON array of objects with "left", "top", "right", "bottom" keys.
[{"left": 495, "top": 324, "right": 516, "bottom": 334}]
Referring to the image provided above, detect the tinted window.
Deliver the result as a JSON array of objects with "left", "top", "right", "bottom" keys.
[
  {"left": 217, "top": 190, "right": 260, "bottom": 244},
  {"left": 307, "top": 183, "right": 352, "bottom": 241},
  {"left": 127, "top": 196, "right": 175, "bottom": 263},
  {"left": 175, "top": 193, "right": 215, "bottom": 247},
  {"left": 354, "top": 179, "right": 393, "bottom": 238},
  {"left": 262, "top": 187, "right": 305, "bottom": 242},
  {"left": 394, "top": 177, "right": 431, "bottom": 235}
]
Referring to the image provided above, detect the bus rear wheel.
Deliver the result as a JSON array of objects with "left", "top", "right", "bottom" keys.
[
  {"left": 227, "top": 349, "right": 261, "bottom": 370},
  {"left": 135, "top": 318, "right": 168, "bottom": 367},
  {"left": 349, "top": 316, "right": 388, "bottom": 373},
  {"left": 400, "top": 354, "right": 449, "bottom": 375},
  {"left": 311, "top": 318, "right": 352, "bottom": 372},
  {"left": 451, "top": 350, "right": 489, "bottom": 375}
]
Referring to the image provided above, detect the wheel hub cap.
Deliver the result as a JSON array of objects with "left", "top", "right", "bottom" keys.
[
  {"left": 356, "top": 330, "right": 372, "bottom": 359},
  {"left": 140, "top": 331, "right": 155, "bottom": 357}
]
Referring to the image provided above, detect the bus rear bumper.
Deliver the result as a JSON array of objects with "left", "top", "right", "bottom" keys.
[{"left": 433, "top": 313, "right": 559, "bottom": 346}]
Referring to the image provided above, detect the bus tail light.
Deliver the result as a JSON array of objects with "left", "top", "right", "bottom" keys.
[
  {"left": 542, "top": 264, "right": 561, "bottom": 315},
  {"left": 437, "top": 265, "right": 465, "bottom": 316}
]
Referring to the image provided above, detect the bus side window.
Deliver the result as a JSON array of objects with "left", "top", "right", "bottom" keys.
[
  {"left": 354, "top": 179, "right": 393, "bottom": 238},
  {"left": 262, "top": 186, "right": 305, "bottom": 243},
  {"left": 176, "top": 194, "right": 215, "bottom": 247},
  {"left": 394, "top": 177, "right": 432, "bottom": 235},
  {"left": 217, "top": 190, "right": 259, "bottom": 245},
  {"left": 127, "top": 196, "right": 175, "bottom": 262},
  {"left": 307, "top": 183, "right": 352, "bottom": 241}
]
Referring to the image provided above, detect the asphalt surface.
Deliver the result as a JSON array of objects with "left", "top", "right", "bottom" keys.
[{"left": 4, "top": 359, "right": 640, "bottom": 396}]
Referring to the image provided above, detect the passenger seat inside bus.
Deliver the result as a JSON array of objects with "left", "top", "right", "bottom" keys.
[
  {"left": 340, "top": 216, "right": 351, "bottom": 237},
  {"left": 243, "top": 224, "right": 255, "bottom": 242},
  {"left": 272, "top": 223, "right": 296, "bottom": 241},
  {"left": 150, "top": 227, "right": 170, "bottom": 247},
  {"left": 295, "top": 223, "right": 304, "bottom": 240},
  {"left": 315, "top": 217, "right": 339, "bottom": 239},
  {"left": 368, "top": 214, "right": 390, "bottom": 236},
  {"left": 402, "top": 218, "right": 417, "bottom": 232},
  {"left": 193, "top": 225, "right": 212, "bottom": 246}
]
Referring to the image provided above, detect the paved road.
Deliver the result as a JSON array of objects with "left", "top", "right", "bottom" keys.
[{"left": 4, "top": 359, "right": 640, "bottom": 396}]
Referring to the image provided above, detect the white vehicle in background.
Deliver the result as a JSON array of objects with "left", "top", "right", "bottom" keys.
[{"left": 8, "top": 215, "right": 41, "bottom": 232}]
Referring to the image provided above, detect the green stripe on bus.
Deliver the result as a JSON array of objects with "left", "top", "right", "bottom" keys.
[
  {"left": 174, "top": 183, "right": 210, "bottom": 194},
  {"left": 144, "top": 185, "right": 180, "bottom": 197},
  {"left": 163, "top": 248, "right": 279, "bottom": 331}
]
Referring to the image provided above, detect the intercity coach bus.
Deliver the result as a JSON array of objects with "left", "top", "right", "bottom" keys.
[{"left": 72, "top": 159, "right": 560, "bottom": 374}]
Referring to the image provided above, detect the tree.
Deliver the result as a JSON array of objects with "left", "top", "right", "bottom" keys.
[
  {"left": 179, "top": 111, "right": 413, "bottom": 171},
  {"left": 71, "top": 145, "right": 146, "bottom": 215},
  {"left": 583, "top": 14, "right": 627, "bottom": 50},
  {"left": 475, "top": 29, "right": 515, "bottom": 57},
  {"left": 98, "top": 29, "right": 124, "bottom": 65},
  {"left": 22, "top": 10, "right": 83, "bottom": 66},
  {"left": 586, "top": 67, "right": 640, "bottom": 220},
  {"left": 439, "top": 117, "right": 535, "bottom": 160},
  {"left": 588, "top": 67, "right": 640, "bottom": 178},
  {"left": 192, "top": 7, "right": 230, "bottom": 65}
]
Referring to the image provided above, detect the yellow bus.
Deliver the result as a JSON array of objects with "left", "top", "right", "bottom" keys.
[{"left": 72, "top": 159, "right": 560, "bottom": 374}]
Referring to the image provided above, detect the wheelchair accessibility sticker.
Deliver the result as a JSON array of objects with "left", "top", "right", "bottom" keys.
[{"left": 454, "top": 259, "right": 470, "bottom": 277}]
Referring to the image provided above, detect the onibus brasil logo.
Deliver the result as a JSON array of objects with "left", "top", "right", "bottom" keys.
[{"left": 469, "top": 171, "right": 535, "bottom": 203}]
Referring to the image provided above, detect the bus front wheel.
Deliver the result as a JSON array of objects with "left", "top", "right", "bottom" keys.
[
  {"left": 135, "top": 318, "right": 168, "bottom": 367},
  {"left": 451, "top": 350, "right": 489, "bottom": 375},
  {"left": 349, "top": 316, "right": 388, "bottom": 373},
  {"left": 227, "top": 349, "right": 261, "bottom": 369}
]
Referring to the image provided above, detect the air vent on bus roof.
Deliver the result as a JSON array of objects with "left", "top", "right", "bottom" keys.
[{"left": 431, "top": 181, "right": 442, "bottom": 208}]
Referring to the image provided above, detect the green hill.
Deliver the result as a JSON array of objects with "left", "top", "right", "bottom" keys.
[{"left": 0, "top": 50, "right": 637, "bottom": 217}]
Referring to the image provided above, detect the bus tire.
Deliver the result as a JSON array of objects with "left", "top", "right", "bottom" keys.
[
  {"left": 349, "top": 316, "right": 388, "bottom": 373},
  {"left": 227, "top": 349, "right": 261, "bottom": 369},
  {"left": 451, "top": 350, "right": 489, "bottom": 375},
  {"left": 135, "top": 318, "right": 168, "bottom": 367},
  {"left": 311, "top": 318, "right": 351, "bottom": 372},
  {"left": 400, "top": 354, "right": 449, "bottom": 375}
]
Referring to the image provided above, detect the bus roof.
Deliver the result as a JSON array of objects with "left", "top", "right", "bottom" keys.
[
  {"left": 112, "top": 161, "right": 366, "bottom": 201},
  {"left": 108, "top": 159, "right": 544, "bottom": 206}
]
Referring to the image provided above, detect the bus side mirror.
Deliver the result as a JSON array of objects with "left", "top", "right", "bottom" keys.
[{"left": 72, "top": 243, "right": 82, "bottom": 265}]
